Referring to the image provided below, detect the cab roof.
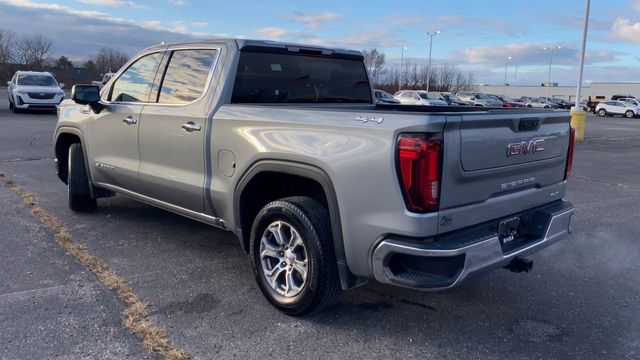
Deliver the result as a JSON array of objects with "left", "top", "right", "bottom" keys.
[{"left": 141, "top": 38, "right": 363, "bottom": 59}]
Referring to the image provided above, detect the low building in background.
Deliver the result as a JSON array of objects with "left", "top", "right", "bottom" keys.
[{"left": 476, "top": 82, "right": 640, "bottom": 102}]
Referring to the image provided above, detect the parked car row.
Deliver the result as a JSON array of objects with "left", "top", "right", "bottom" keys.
[{"left": 373, "top": 89, "right": 535, "bottom": 108}]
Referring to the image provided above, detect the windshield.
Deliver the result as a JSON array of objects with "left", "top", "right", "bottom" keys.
[
  {"left": 475, "top": 93, "right": 491, "bottom": 99},
  {"left": 419, "top": 93, "right": 438, "bottom": 100},
  {"left": 17, "top": 74, "right": 57, "bottom": 87},
  {"left": 232, "top": 51, "right": 372, "bottom": 104},
  {"left": 500, "top": 95, "right": 514, "bottom": 101},
  {"left": 448, "top": 95, "right": 461, "bottom": 101},
  {"left": 375, "top": 90, "right": 393, "bottom": 99}
]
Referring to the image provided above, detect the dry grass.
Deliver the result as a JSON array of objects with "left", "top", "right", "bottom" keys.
[{"left": 0, "top": 173, "right": 191, "bottom": 360}]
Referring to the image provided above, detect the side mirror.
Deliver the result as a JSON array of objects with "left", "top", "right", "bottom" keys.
[
  {"left": 59, "top": 83, "right": 65, "bottom": 89},
  {"left": 6, "top": 81, "right": 11, "bottom": 86},
  {"left": 71, "top": 84, "right": 103, "bottom": 113},
  {"left": 470, "top": 97, "right": 476, "bottom": 100}
]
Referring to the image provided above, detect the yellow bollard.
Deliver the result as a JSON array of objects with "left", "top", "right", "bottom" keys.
[{"left": 570, "top": 108, "right": 586, "bottom": 143}]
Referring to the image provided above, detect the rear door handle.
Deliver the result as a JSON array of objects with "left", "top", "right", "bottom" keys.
[
  {"left": 181, "top": 121, "right": 201, "bottom": 132},
  {"left": 122, "top": 116, "right": 137, "bottom": 125}
]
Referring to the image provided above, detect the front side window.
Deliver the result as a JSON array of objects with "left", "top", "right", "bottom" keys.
[
  {"left": 158, "top": 49, "right": 217, "bottom": 104},
  {"left": 110, "top": 52, "right": 162, "bottom": 103},
  {"left": 231, "top": 51, "right": 371, "bottom": 103},
  {"left": 17, "top": 74, "right": 57, "bottom": 87}
]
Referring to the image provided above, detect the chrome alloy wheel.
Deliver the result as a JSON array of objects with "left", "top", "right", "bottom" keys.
[{"left": 259, "top": 221, "right": 309, "bottom": 297}]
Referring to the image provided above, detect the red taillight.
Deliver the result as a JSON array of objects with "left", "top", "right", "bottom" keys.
[
  {"left": 397, "top": 134, "right": 442, "bottom": 212},
  {"left": 564, "top": 126, "right": 576, "bottom": 180}
]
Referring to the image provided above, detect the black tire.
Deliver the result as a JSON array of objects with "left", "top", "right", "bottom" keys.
[
  {"left": 8, "top": 97, "right": 13, "bottom": 110},
  {"left": 250, "top": 196, "right": 341, "bottom": 316},
  {"left": 625, "top": 110, "right": 635, "bottom": 119},
  {"left": 597, "top": 109, "right": 606, "bottom": 117},
  {"left": 67, "top": 143, "right": 96, "bottom": 212},
  {"left": 526, "top": 104, "right": 532, "bottom": 108}
]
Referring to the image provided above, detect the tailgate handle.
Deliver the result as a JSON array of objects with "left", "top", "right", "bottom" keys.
[{"left": 519, "top": 118, "right": 540, "bottom": 132}]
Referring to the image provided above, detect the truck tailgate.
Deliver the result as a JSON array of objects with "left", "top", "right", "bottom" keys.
[{"left": 438, "top": 111, "right": 571, "bottom": 232}]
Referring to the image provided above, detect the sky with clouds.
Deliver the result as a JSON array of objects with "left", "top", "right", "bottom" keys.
[{"left": 1, "top": 0, "right": 639, "bottom": 85}]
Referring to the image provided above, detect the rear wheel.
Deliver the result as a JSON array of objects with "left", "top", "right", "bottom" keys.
[
  {"left": 250, "top": 196, "right": 340, "bottom": 316},
  {"left": 625, "top": 110, "right": 635, "bottom": 118},
  {"left": 8, "top": 96, "right": 13, "bottom": 110},
  {"left": 67, "top": 143, "right": 97, "bottom": 212},
  {"left": 597, "top": 109, "right": 606, "bottom": 117}
]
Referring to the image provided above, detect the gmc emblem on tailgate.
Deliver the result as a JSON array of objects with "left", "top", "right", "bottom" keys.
[{"left": 506, "top": 139, "right": 545, "bottom": 157}]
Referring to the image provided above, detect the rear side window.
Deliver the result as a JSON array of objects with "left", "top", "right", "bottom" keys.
[
  {"left": 231, "top": 51, "right": 371, "bottom": 104},
  {"left": 158, "top": 49, "right": 217, "bottom": 104},
  {"left": 110, "top": 52, "right": 162, "bottom": 103}
]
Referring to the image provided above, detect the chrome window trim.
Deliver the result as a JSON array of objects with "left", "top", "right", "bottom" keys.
[{"left": 100, "top": 45, "right": 221, "bottom": 108}]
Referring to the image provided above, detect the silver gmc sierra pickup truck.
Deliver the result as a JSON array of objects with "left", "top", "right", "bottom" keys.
[{"left": 54, "top": 39, "right": 575, "bottom": 316}]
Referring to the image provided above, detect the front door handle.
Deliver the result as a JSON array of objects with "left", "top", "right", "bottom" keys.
[
  {"left": 122, "top": 116, "right": 137, "bottom": 125},
  {"left": 181, "top": 121, "right": 201, "bottom": 132}
]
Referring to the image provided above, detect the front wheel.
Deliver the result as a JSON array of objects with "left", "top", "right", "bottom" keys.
[
  {"left": 250, "top": 197, "right": 341, "bottom": 316},
  {"left": 68, "top": 143, "right": 97, "bottom": 212},
  {"left": 597, "top": 109, "right": 606, "bottom": 117},
  {"left": 625, "top": 110, "right": 635, "bottom": 118}
]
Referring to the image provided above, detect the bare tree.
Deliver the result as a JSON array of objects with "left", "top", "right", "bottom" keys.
[
  {"left": 14, "top": 33, "right": 53, "bottom": 68},
  {"left": 55, "top": 56, "right": 74, "bottom": 69},
  {"left": 378, "top": 59, "right": 476, "bottom": 95},
  {"left": 91, "top": 48, "right": 129, "bottom": 74},
  {"left": 0, "top": 29, "right": 14, "bottom": 66},
  {"left": 362, "top": 48, "right": 385, "bottom": 84}
]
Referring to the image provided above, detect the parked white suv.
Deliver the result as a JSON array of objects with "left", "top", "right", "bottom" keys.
[
  {"left": 7, "top": 71, "right": 65, "bottom": 113},
  {"left": 596, "top": 101, "right": 639, "bottom": 118}
]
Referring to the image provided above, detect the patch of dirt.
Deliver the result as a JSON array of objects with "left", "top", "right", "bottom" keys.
[{"left": 0, "top": 173, "right": 191, "bottom": 360}]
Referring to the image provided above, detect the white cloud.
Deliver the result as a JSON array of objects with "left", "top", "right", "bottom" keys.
[
  {"left": 288, "top": 11, "right": 342, "bottom": 30},
  {"left": 1, "top": 0, "right": 114, "bottom": 19},
  {"left": 457, "top": 42, "right": 618, "bottom": 67},
  {"left": 77, "top": 0, "right": 147, "bottom": 9},
  {"left": 170, "top": 21, "right": 188, "bottom": 33},
  {"left": 256, "top": 27, "right": 298, "bottom": 40},
  {"left": 168, "top": 0, "right": 187, "bottom": 5},
  {"left": 609, "top": 18, "right": 640, "bottom": 44},
  {"left": 190, "top": 21, "right": 208, "bottom": 28},
  {"left": 435, "top": 15, "right": 525, "bottom": 37}
]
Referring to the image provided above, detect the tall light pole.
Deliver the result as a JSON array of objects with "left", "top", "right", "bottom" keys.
[
  {"left": 575, "top": 0, "right": 590, "bottom": 109},
  {"left": 504, "top": 56, "right": 512, "bottom": 90},
  {"left": 399, "top": 46, "right": 408, "bottom": 92},
  {"left": 514, "top": 64, "right": 518, "bottom": 87},
  {"left": 543, "top": 45, "right": 562, "bottom": 98},
  {"left": 425, "top": 30, "right": 440, "bottom": 92}
]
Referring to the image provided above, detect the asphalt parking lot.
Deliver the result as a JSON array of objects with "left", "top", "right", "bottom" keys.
[{"left": 0, "top": 95, "right": 639, "bottom": 359}]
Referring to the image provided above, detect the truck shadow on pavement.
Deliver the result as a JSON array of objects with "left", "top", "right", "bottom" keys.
[{"left": 70, "top": 195, "right": 627, "bottom": 359}]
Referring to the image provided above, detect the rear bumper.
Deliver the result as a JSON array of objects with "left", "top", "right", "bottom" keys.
[{"left": 371, "top": 200, "right": 574, "bottom": 290}]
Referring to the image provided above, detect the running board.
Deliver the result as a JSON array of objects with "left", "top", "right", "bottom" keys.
[{"left": 94, "top": 182, "right": 228, "bottom": 230}]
